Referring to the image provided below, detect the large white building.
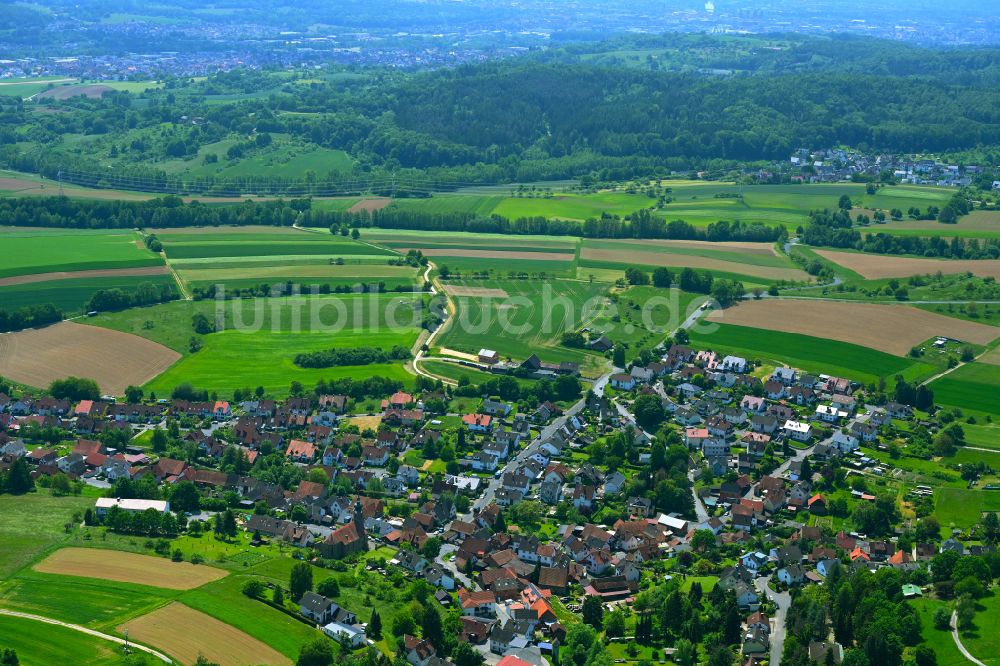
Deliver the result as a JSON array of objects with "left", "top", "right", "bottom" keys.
[{"left": 94, "top": 497, "right": 170, "bottom": 518}]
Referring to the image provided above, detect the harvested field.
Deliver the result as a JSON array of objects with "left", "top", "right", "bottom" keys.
[
  {"left": 34, "top": 548, "right": 226, "bottom": 590},
  {"left": 0, "top": 321, "right": 180, "bottom": 394},
  {"left": 119, "top": 602, "right": 291, "bottom": 666},
  {"left": 581, "top": 247, "right": 807, "bottom": 281},
  {"left": 438, "top": 347, "right": 481, "bottom": 362},
  {"left": 348, "top": 197, "right": 391, "bottom": 213},
  {"left": 706, "top": 300, "right": 999, "bottom": 356},
  {"left": 406, "top": 248, "right": 575, "bottom": 262},
  {"left": 0, "top": 177, "right": 46, "bottom": 193},
  {"left": 0, "top": 265, "right": 169, "bottom": 287},
  {"left": 36, "top": 84, "right": 113, "bottom": 100},
  {"left": 346, "top": 415, "right": 381, "bottom": 431},
  {"left": 980, "top": 346, "right": 1000, "bottom": 366},
  {"left": 441, "top": 285, "right": 510, "bottom": 298},
  {"left": 610, "top": 238, "right": 780, "bottom": 256},
  {"left": 814, "top": 249, "right": 1000, "bottom": 280}
]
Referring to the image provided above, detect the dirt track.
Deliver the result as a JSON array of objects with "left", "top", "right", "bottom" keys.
[
  {"left": 706, "top": 300, "right": 1000, "bottom": 355},
  {"left": 0, "top": 265, "right": 168, "bottom": 287},
  {"left": 815, "top": 249, "right": 1000, "bottom": 280},
  {"left": 0, "top": 321, "right": 180, "bottom": 394}
]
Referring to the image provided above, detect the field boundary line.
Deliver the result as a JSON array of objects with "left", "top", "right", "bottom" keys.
[
  {"left": 0, "top": 609, "right": 173, "bottom": 664},
  {"left": 161, "top": 251, "right": 191, "bottom": 300}
]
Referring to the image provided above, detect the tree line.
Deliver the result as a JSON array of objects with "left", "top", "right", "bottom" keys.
[
  {"left": 294, "top": 345, "right": 412, "bottom": 369},
  {"left": 802, "top": 209, "right": 1000, "bottom": 259}
]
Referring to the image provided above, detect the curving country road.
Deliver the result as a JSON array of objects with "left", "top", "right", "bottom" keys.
[
  {"left": 950, "top": 610, "right": 987, "bottom": 666},
  {"left": 0, "top": 609, "right": 173, "bottom": 663}
]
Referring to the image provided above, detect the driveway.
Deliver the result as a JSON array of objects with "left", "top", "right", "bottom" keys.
[{"left": 436, "top": 543, "right": 474, "bottom": 590}]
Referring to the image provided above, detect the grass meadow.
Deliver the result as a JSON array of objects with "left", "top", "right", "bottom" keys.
[
  {"left": 929, "top": 362, "right": 1000, "bottom": 417},
  {"left": 687, "top": 322, "right": 932, "bottom": 385},
  {"left": 934, "top": 487, "right": 1000, "bottom": 532}
]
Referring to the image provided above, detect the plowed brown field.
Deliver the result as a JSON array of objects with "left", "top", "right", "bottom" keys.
[
  {"left": 706, "top": 300, "right": 999, "bottom": 355},
  {"left": 815, "top": 249, "right": 1000, "bottom": 280},
  {"left": 0, "top": 321, "right": 180, "bottom": 394}
]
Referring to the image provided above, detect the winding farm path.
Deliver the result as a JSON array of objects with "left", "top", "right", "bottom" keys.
[
  {"left": 950, "top": 610, "right": 987, "bottom": 666},
  {"left": 0, "top": 609, "right": 173, "bottom": 664}
]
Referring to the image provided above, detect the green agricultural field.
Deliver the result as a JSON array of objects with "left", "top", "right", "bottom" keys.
[
  {"left": 0, "top": 613, "right": 125, "bottom": 666},
  {"left": 89, "top": 294, "right": 423, "bottom": 397},
  {"left": 0, "top": 230, "right": 162, "bottom": 278},
  {"left": 963, "top": 423, "right": 1000, "bottom": 450},
  {"left": 688, "top": 322, "right": 932, "bottom": 385},
  {"left": 934, "top": 487, "right": 1000, "bottom": 532},
  {"left": 361, "top": 228, "right": 579, "bottom": 251},
  {"left": 871, "top": 209, "right": 1000, "bottom": 239},
  {"left": 436, "top": 279, "right": 609, "bottom": 374},
  {"left": 388, "top": 195, "right": 502, "bottom": 216},
  {"left": 434, "top": 255, "right": 576, "bottom": 278},
  {"left": 492, "top": 191, "right": 657, "bottom": 220},
  {"left": 176, "top": 263, "right": 419, "bottom": 291},
  {"left": 0, "top": 274, "right": 177, "bottom": 313},
  {"left": 929, "top": 362, "right": 1000, "bottom": 417},
  {"left": 160, "top": 231, "right": 393, "bottom": 260},
  {"left": 0, "top": 571, "right": 174, "bottom": 631}
]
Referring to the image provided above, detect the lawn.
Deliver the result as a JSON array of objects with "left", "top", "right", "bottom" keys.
[
  {"left": 0, "top": 492, "right": 94, "bottom": 579},
  {"left": 436, "top": 278, "right": 610, "bottom": 374},
  {"left": 929, "top": 363, "right": 1000, "bottom": 417},
  {"left": 909, "top": 598, "right": 968, "bottom": 666},
  {"left": 0, "top": 274, "right": 177, "bottom": 314},
  {"left": 0, "top": 613, "right": 126, "bottom": 666},
  {"left": 688, "top": 322, "right": 931, "bottom": 385},
  {"left": 0, "top": 229, "right": 162, "bottom": 278},
  {"left": 934, "top": 487, "right": 1000, "bottom": 533}
]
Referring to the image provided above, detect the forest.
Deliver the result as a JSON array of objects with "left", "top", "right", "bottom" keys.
[{"left": 3, "top": 34, "right": 1000, "bottom": 191}]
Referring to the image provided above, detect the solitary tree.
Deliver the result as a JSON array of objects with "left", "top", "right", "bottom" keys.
[{"left": 290, "top": 562, "right": 314, "bottom": 602}]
